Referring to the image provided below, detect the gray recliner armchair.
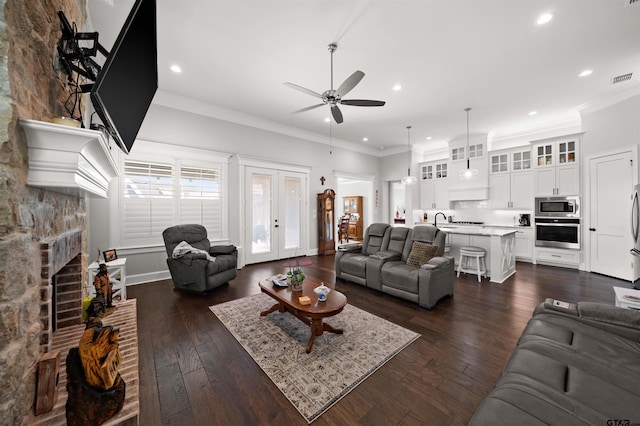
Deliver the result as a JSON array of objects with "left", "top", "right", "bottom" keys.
[{"left": 162, "top": 224, "right": 238, "bottom": 293}]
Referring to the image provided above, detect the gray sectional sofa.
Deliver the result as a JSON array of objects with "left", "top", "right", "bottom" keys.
[
  {"left": 470, "top": 298, "right": 640, "bottom": 425},
  {"left": 335, "top": 223, "right": 454, "bottom": 309}
]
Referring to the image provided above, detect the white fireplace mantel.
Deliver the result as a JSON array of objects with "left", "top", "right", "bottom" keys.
[{"left": 20, "top": 119, "right": 119, "bottom": 198}]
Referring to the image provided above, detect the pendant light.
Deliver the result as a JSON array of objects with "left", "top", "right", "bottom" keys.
[
  {"left": 459, "top": 107, "right": 479, "bottom": 181},
  {"left": 401, "top": 126, "right": 417, "bottom": 185}
]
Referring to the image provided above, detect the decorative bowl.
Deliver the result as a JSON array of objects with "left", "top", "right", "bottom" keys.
[{"left": 314, "top": 282, "right": 331, "bottom": 301}]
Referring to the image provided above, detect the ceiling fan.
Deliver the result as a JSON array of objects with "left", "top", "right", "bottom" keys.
[{"left": 284, "top": 43, "right": 385, "bottom": 124}]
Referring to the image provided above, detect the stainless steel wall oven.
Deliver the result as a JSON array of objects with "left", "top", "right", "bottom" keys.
[{"left": 535, "top": 218, "right": 580, "bottom": 249}]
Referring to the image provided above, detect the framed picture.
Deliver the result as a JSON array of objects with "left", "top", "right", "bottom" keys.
[{"left": 103, "top": 249, "right": 118, "bottom": 262}]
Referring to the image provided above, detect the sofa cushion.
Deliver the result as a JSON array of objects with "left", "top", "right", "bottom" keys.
[
  {"left": 381, "top": 261, "right": 419, "bottom": 293},
  {"left": 387, "top": 227, "right": 411, "bottom": 254},
  {"left": 406, "top": 242, "right": 438, "bottom": 268},
  {"left": 340, "top": 254, "right": 368, "bottom": 277},
  {"left": 363, "top": 223, "right": 390, "bottom": 255}
]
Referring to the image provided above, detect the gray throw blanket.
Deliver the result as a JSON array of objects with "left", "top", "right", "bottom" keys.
[{"left": 172, "top": 240, "right": 216, "bottom": 261}]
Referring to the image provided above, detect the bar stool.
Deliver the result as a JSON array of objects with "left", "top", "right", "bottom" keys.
[{"left": 457, "top": 246, "right": 487, "bottom": 282}]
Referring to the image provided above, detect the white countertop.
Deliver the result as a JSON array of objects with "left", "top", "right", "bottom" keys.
[{"left": 438, "top": 226, "right": 517, "bottom": 237}]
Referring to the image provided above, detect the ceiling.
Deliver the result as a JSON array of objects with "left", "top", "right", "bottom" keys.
[{"left": 87, "top": 0, "right": 640, "bottom": 156}]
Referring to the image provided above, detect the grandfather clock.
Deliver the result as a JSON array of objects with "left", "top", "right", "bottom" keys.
[{"left": 317, "top": 189, "right": 336, "bottom": 255}]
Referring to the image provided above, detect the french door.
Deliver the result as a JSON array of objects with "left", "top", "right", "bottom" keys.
[{"left": 244, "top": 167, "right": 307, "bottom": 264}]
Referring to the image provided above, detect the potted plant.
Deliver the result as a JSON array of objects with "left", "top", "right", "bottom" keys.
[{"left": 288, "top": 264, "right": 305, "bottom": 291}]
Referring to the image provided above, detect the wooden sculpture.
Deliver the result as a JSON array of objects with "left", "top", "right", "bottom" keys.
[
  {"left": 78, "top": 326, "right": 122, "bottom": 390},
  {"left": 66, "top": 326, "right": 125, "bottom": 425}
]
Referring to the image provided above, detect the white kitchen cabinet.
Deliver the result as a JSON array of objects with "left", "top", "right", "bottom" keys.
[
  {"left": 490, "top": 171, "right": 533, "bottom": 209},
  {"left": 534, "top": 164, "right": 579, "bottom": 196},
  {"left": 482, "top": 226, "right": 533, "bottom": 262},
  {"left": 489, "top": 147, "right": 533, "bottom": 209},
  {"left": 420, "top": 161, "right": 449, "bottom": 209},
  {"left": 533, "top": 137, "right": 580, "bottom": 196},
  {"left": 514, "top": 228, "right": 533, "bottom": 261},
  {"left": 535, "top": 246, "right": 580, "bottom": 267}
]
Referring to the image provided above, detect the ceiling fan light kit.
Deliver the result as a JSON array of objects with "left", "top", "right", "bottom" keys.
[
  {"left": 459, "top": 107, "right": 479, "bottom": 181},
  {"left": 284, "top": 43, "right": 385, "bottom": 124}
]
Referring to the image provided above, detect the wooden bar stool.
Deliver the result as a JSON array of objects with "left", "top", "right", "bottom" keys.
[{"left": 457, "top": 246, "right": 487, "bottom": 282}]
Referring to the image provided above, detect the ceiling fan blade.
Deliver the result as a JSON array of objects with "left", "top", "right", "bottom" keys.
[
  {"left": 283, "top": 82, "right": 324, "bottom": 99},
  {"left": 340, "top": 99, "right": 386, "bottom": 107},
  {"left": 336, "top": 71, "right": 364, "bottom": 97},
  {"left": 292, "top": 104, "right": 325, "bottom": 114},
  {"left": 331, "top": 105, "right": 344, "bottom": 124}
]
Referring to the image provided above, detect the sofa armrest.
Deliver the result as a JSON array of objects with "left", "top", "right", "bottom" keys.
[
  {"left": 418, "top": 256, "right": 454, "bottom": 309},
  {"left": 577, "top": 301, "right": 640, "bottom": 329},
  {"left": 370, "top": 250, "right": 401, "bottom": 261},
  {"left": 209, "top": 244, "right": 236, "bottom": 255},
  {"left": 338, "top": 243, "right": 362, "bottom": 252},
  {"left": 536, "top": 298, "right": 640, "bottom": 339},
  {"left": 420, "top": 256, "right": 451, "bottom": 270}
]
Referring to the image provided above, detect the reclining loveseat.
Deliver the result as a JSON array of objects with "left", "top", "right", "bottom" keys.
[
  {"left": 470, "top": 298, "right": 640, "bottom": 425},
  {"left": 335, "top": 223, "right": 454, "bottom": 309}
]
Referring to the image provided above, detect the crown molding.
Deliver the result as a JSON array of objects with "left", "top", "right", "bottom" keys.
[
  {"left": 573, "top": 84, "right": 640, "bottom": 115},
  {"left": 151, "top": 90, "right": 390, "bottom": 157}
]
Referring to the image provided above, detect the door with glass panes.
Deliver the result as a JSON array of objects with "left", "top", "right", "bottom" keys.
[{"left": 245, "top": 167, "right": 307, "bottom": 264}]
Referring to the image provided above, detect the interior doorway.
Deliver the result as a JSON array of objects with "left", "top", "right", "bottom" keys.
[
  {"left": 390, "top": 181, "right": 405, "bottom": 224},
  {"left": 335, "top": 173, "right": 374, "bottom": 243}
]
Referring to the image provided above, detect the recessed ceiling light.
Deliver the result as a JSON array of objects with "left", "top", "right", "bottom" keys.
[
  {"left": 426, "top": 136, "right": 432, "bottom": 140},
  {"left": 324, "top": 117, "right": 330, "bottom": 123},
  {"left": 578, "top": 69, "right": 593, "bottom": 77},
  {"left": 528, "top": 111, "right": 538, "bottom": 116},
  {"left": 170, "top": 64, "right": 182, "bottom": 73},
  {"left": 393, "top": 84, "right": 402, "bottom": 91},
  {"left": 363, "top": 137, "right": 369, "bottom": 142},
  {"left": 536, "top": 12, "right": 554, "bottom": 25}
]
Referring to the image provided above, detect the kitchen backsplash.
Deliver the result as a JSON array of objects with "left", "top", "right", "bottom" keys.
[{"left": 414, "top": 200, "right": 533, "bottom": 227}]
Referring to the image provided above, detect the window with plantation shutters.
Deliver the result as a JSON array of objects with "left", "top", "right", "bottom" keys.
[
  {"left": 179, "top": 166, "right": 222, "bottom": 239},
  {"left": 123, "top": 161, "right": 174, "bottom": 244}
]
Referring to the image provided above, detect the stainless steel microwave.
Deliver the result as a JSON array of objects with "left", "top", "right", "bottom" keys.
[{"left": 535, "top": 196, "right": 580, "bottom": 218}]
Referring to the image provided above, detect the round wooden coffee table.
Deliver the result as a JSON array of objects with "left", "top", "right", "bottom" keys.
[{"left": 258, "top": 278, "right": 347, "bottom": 353}]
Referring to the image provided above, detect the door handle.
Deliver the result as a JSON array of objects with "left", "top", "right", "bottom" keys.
[{"left": 589, "top": 228, "right": 596, "bottom": 231}]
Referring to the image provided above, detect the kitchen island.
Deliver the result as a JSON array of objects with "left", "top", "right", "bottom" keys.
[{"left": 440, "top": 226, "right": 516, "bottom": 283}]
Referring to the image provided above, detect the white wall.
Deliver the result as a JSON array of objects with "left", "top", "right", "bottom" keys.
[
  {"left": 581, "top": 95, "right": 640, "bottom": 160},
  {"left": 89, "top": 103, "right": 384, "bottom": 283},
  {"left": 90, "top": 95, "right": 640, "bottom": 284}
]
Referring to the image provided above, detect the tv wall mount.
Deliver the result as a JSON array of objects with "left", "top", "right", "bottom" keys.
[{"left": 56, "top": 11, "right": 109, "bottom": 91}]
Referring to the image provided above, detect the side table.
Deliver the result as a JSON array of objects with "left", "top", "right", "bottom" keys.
[
  {"left": 88, "top": 258, "right": 127, "bottom": 300},
  {"left": 613, "top": 286, "right": 640, "bottom": 310}
]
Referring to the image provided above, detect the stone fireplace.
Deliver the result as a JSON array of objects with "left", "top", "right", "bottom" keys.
[{"left": 0, "top": 1, "right": 106, "bottom": 423}]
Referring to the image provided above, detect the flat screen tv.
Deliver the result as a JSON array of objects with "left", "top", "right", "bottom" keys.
[{"left": 90, "top": 0, "right": 157, "bottom": 154}]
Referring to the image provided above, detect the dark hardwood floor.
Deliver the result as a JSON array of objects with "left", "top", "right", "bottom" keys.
[{"left": 127, "top": 257, "right": 633, "bottom": 425}]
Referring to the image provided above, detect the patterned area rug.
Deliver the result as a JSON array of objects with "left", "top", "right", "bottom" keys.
[{"left": 209, "top": 293, "right": 420, "bottom": 423}]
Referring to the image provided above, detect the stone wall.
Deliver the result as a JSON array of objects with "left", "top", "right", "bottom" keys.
[{"left": 0, "top": 0, "right": 88, "bottom": 424}]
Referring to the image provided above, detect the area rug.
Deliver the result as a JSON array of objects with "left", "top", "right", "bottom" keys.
[{"left": 209, "top": 293, "right": 420, "bottom": 423}]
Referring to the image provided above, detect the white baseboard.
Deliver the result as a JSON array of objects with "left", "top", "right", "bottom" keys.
[{"left": 126, "top": 270, "right": 171, "bottom": 286}]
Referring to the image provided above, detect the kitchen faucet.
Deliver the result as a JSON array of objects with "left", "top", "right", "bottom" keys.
[{"left": 434, "top": 212, "right": 447, "bottom": 227}]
